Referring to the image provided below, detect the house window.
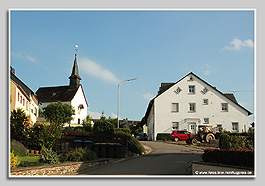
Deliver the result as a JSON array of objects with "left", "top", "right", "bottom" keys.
[
  {"left": 20, "top": 95, "right": 22, "bottom": 103},
  {"left": 18, "top": 92, "right": 20, "bottom": 101},
  {"left": 26, "top": 101, "right": 28, "bottom": 110},
  {"left": 171, "top": 103, "right": 179, "bottom": 112},
  {"left": 172, "top": 122, "right": 179, "bottom": 130},
  {"left": 232, "top": 122, "right": 239, "bottom": 132},
  {"left": 23, "top": 98, "right": 25, "bottom": 106},
  {"left": 222, "top": 103, "right": 228, "bottom": 112},
  {"left": 217, "top": 124, "right": 222, "bottom": 132},
  {"left": 189, "top": 85, "right": 195, "bottom": 94},
  {"left": 189, "top": 103, "right": 196, "bottom": 112},
  {"left": 78, "top": 118, "right": 81, "bottom": 124},
  {"left": 203, "top": 118, "right": 209, "bottom": 124},
  {"left": 203, "top": 99, "right": 208, "bottom": 105}
]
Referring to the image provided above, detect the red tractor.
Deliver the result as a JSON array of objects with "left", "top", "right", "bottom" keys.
[{"left": 186, "top": 125, "right": 216, "bottom": 145}]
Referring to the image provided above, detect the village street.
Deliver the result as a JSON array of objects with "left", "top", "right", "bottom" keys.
[{"left": 78, "top": 141, "right": 204, "bottom": 176}]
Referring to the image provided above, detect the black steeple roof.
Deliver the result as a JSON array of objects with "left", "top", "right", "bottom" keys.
[{"left": 69, "top": 54, "right": 81, "bottom": 80}]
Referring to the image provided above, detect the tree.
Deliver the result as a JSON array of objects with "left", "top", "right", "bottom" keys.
[
  {"left": 10, "top": 108, "right": 32, "bottom": 147},
  {"left": 42, "top": 101, "right": 75, "bottom": 126}
]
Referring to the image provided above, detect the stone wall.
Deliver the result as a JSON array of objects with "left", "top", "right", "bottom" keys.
[{"left": 10, "top": 159, "right": 110, "bottom": 176}]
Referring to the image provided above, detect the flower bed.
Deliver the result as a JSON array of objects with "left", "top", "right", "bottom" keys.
[{"left": 202, "top": 148, "right": 254, "bottom": 168}]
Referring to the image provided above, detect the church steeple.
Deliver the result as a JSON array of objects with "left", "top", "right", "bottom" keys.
[{"left": 69, "top": 53, "right": 82, "bottom": 88}]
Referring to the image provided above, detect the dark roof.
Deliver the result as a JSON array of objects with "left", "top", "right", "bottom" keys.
[
  {"left": 69, "top": 54, "right": 81, "bottom": 80},
  {"left": 158, "top": 83, "right": 175, "bottom": 95},
  {"left": 143, "top": 72, "right": 252, "bottom": 123},
  {"left": 10, "top": 69, "right": 35, "bottom": 98},
  {"left": 36, "top": 85, "right": 79, "bottom": 103}
]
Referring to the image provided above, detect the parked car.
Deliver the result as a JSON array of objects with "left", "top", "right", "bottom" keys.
[
  {"left": 170, "top": 130, "right": 196, "bottom": 142},
  {"left": 135, "top": 133, "right": 148, "bottom": 141}
]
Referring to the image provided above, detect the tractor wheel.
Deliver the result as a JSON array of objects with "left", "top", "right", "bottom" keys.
[
  {"left": 191, "top": 138, "right": 197, "bottom": 145},
  {"left": 174, "top": 137, "right": 179, "bottom": 142},
  {"left": 205, "top": 133, "right": 215, "bottom": 143}
]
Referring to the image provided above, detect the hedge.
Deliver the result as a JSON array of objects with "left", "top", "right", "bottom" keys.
[
  {"left": 219, "top": 133, "right": 254, "bottom": 150},
  {"left": 156, "top": 133, "right": 170, "bottom": 141},
  {"left": 202, "top": 148, "right": 254, "bottom": 168}
]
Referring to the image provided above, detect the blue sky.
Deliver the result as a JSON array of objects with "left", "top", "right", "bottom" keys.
[{"left": 10, "top": 10, "right": 255, "bottom": 122}]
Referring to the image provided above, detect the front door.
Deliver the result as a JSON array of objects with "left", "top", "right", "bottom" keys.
[{"left": 189, "top": 122, "right": 196, "bottom": 133}]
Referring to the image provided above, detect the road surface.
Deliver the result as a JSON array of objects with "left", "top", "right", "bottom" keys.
[{"left": 78, "top": 141, "right": 204, "bottom": 176}]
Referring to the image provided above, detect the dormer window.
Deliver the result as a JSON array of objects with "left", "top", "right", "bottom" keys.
[
  {"left": 201, "top": 87, "right": 208, "bottom": 94},
  {"left": 78, "top": 104, "right": 84, "bottom": 110}
]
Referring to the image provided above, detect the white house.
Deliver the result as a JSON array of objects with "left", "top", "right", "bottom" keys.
[
  {"left": 36, "top": 54, "right": 88, "bottom": 126},
  {"left": 143, "top": 72, "right": 252, "bottom": 141},
  {"left": 10, "top": 66, "right": 39, "bottom": 124}
]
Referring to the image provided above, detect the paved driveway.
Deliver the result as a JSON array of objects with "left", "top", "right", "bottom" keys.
[{"left": 78, "top": 141, "right": 204, "bottom": 176}]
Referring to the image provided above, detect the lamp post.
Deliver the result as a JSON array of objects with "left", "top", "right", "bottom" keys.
[{"left": 117, "top": 78, "right": 137, "bottom": 128}]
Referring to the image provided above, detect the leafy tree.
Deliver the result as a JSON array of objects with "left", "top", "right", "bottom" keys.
[
  {"left": 10, "top": 108, "right": 32, "bottom": 147},
  {"left": 82, "top": 115, "right": 93, "bottom": 132},
  {"left": 42, "top": 101, "right": 75, "bottom": 126},
  {"left": 93, "top": 113, "right": 114, "bottom": 134}
]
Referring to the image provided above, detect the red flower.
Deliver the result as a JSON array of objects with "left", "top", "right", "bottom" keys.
[
  {"left": 55, "top": 133, "right": 57, "bottom": 136},
  {"left": 59, "top": 137, "right": 61, "bottom": 139},
  {"left": 66, "top": 132, "right": 68, "bottom": 135},
  {"left": 60, "top": 131, "right": 62, "bottom": 133},
  {"left": 52, "top": 124, "right": 53, "bottom": 126}
]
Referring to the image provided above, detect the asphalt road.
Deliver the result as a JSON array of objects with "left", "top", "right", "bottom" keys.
[{"left": 79, "top": 141, "right": 204, "bottom": 176}]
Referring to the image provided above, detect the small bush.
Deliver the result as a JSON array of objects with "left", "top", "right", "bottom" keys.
[
  {"left": 202, "top": 148, "right": 254, "bottom": 168},
  {"left": 157, "top": 133, "right": 170, "bottom": 141},
  {"left": 39, "top": 146, "right": 60, "bottom": 164},
  {"left": 64, "top": 147, "right": 97, "bottom": 162},
  {"left": 10, "top": 150, "right": 20, "bottom": 169}
]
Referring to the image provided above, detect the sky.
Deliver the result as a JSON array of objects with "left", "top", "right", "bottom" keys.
[{"left": 10, "top": 10, "right": 255, "bottom": 123}]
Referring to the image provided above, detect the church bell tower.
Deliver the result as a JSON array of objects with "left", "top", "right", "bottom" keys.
[{"left": 69, "top": 53, "right": 82, "bottom": 88}]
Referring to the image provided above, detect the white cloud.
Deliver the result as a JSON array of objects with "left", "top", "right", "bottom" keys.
[
  {"left": 79, "top": 58, "right": 120, "bottom": 84},
  {"left": 26, "top": 55, "right": 36, "bottom": 63},
  {"left": 143, "top": 92, "right": 155, "bottom": 101},
  {"left": 222, "top": 38, "right": 254, "bottom": 51},
  {"left": 87, "top": 110, "right": 102, "bottom": 119},
  {"left": 11, "top": 51, "right": 37, "bottom": 63}
]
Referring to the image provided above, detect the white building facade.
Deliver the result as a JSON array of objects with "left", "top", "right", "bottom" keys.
[
  {"left": 36, "top": 54, "right": 88, "bottom": 126},
  {"left": 144, "top": 72, "right": 252, "bottom": 141},
  {"left": 10, "top": 67, "right": 39, "bottom": 124}
]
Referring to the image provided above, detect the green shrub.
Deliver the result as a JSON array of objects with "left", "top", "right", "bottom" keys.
[
  {"left": 115, "top": 128, "right": 131, "bottom": 135},
  {"left": 39, "top": 146, "right": 60, "bottom": 164},
  {"left": 29, "top": 122, "right": 65, "bottom": 150},
  {"left": 202, "top": 148, "right": 254, "bottom": 168},
  {"left": 93, "top": 118, "right": 114, "bottom": 134},
  {"left": 156, "top": 133, "right": 170, "bottom": 141},
  {"left": 219, "top": 133, "right": 254, "bottom": 150},
  {"left": 115, "top": 131, "right": 145, "bottom": 155},
  {"left": 10, "top": 150, "right": 20, "bottom": 169},
  {"left": 10, "top": 139, "right": 28, "bottom": 156},
  {"left": 64, "top": 147, "right": 97, "bottom": 162}
]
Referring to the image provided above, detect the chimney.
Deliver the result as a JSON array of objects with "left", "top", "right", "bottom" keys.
[{"left": 10, "top": 66, "right": 15, "bottom": 74}]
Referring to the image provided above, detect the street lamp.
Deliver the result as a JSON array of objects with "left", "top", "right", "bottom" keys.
[{"left": 117, "top": 78, "right": 137, "bottom": 128}]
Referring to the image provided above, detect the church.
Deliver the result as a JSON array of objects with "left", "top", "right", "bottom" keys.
[{"left": 36, "top": 53, "right": 88, "bottom": 126}]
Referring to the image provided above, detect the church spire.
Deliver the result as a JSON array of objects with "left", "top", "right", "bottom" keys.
[{"left": 69, "top": 53, "right": 82, "bottom": 88}]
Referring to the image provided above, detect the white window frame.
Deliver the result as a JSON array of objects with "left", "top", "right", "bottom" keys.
[
  {"left": 203, "top": 99, "right": 208, "bottom": 105},
  {"left": 172, "top": 122, "right": 179, "bottom": 130},
  {"left": 171, "top": 103, "right": 179, "bottom": 112},
  {"left": 232, "top": 122, "right": 239, "bottom": 132},
  {"left": 203, "top": 118, "right": 209, "bottom": 124},
  {"left": 188, "top": 85, "right": 195, "bottom": 94},
  {"left": 189, "top": 103, "right": 196, "bottom": 112},
  {"left": 222, "top": 103, "right": 228, "bottom": 112}
]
